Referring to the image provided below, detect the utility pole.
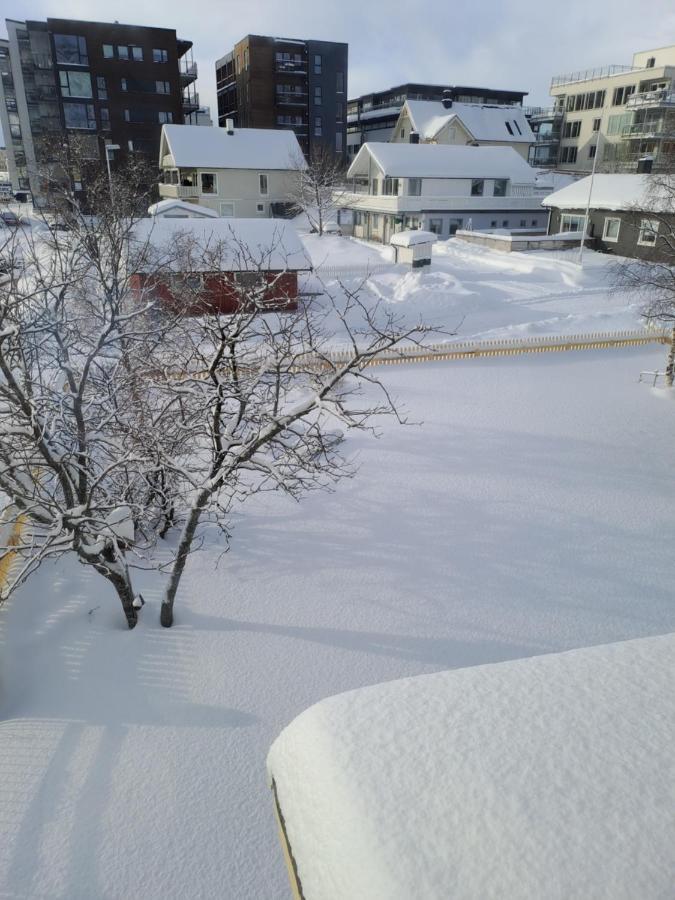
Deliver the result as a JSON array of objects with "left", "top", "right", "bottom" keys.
[{"left": 578, "top": 133, "right": 602, "bottom": 267}]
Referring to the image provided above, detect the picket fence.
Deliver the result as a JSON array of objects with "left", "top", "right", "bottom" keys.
[{"left": 312, "top": 263, "right": 392, "bottom": 281}]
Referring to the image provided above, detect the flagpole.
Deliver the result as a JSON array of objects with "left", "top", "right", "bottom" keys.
[{"left": 578, "top": 132, "right": 602, "bottom": 267}]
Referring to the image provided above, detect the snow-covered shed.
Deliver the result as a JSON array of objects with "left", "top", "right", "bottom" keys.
[
  {"left": 389, "top": 229, "right": 436, "bottom": 266},
  {"left": 267, "top": 634, "right": 675, "bottom": 899},
  {"left": 342, "top": 143, "right": 549, "bottom": 242},
  {"left": 147, "top": 198, "right": 219, "bottom": 219},
  {"left": 392, "top": 99, "right": 534, "bottom": 159},
  {"left": 543, "top": 174, "right": 675, "bottom": 260},
  {"left": 157, "top": 124, "right": 305, "bottom": 219},
  {"left": 129, "top": 217, "right": 311, "bottom": 314}
]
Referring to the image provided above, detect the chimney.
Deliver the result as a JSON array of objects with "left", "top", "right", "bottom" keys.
[
  {"left": 225, "top": 117, "right": 234, "bottom": 135},
  {"left": 637, "top": 154, "right": 653, "bottom": 174},
  {"left": 409, "top": 131, "right": 419, "bottom": 144},
  {"left": 442, "top": 88, "right": 453, "bottom": 110}
]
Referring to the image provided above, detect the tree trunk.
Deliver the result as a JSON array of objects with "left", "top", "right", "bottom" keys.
[
  {"left": 110, "top": 572, "right": 139, "bottom": 629},
  {"left": 666, "top": 327, "right": 675, "bottom": 388},
  {"left": 90, "top": 546, "right": 138, "bottom": 629},
  {"left": 160, "top": 497, "right": 207, "bottom": 627}
]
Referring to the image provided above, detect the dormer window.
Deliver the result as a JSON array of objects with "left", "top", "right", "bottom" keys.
[{"left": 505, "top": 121, "right": 514, "bottom": 135}]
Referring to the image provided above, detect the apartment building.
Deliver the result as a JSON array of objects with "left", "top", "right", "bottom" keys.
[
  {"left": 215, "top": 35, "right": 348, "bottom": 160},
  {"left": 347, "top": 83, "right": 528, "bottom": 160},
  {"left": 0, "top": 17, "right": 197, "bottom": 201},
  {"left": 550, "top": 44, "right": 675, "bottom": 173}
]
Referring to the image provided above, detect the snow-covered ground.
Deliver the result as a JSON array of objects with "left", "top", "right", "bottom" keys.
[
  {"left": 2, "top": 343, "right": 674, "bottom": 898},
  {"left": 304, "top": 234, "right": 646, "bottom": 342}
]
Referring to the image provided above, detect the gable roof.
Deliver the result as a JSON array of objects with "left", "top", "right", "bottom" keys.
[
  {"left": 348, "top": 143, "right": 538, "bottom": 182},
  {"left": 160, "top": 125, "right": 305, "bottom": 171},
  {"left": 403, "top": 100, "right": 534, "bottom": 144},
  {"left": 147, "top": 198, "right": 220, "bottom": 218},
  {"left": 130, "top": 218, "right": 312, "bottom": 272},
  {"left": 542, "top": 174, "right": 675, "bottom": 212}
]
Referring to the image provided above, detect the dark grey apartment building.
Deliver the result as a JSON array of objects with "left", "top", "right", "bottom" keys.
[
  {"left": 346, "top": 83, "right": 528, "bottom": 159},
  {"left": 215, "top": 35, "right": 348, "bottom": 159},
  {"left": 0, "top": 17, "right": 198, "bottom": 201}
]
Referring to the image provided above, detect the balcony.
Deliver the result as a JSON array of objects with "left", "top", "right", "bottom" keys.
[
  {"left": 32, "top": 53, "right": 53, "bottom": 70},
  {"left": 182, "top": 91, "right": 200, "bottom": 113},
  {"left": 159, "top": 183, "right": 199, "bottom": 199},
  {"left": 621, "top": 122, "right": 675, "bottom": 139},
  {"left": 275, "top": 62, "right": 306, "bottom": 75},
  {"left": 626, "top": 88, "right": 675, "bottom": 109},
  {"left": 524, "top": 106, "right": 564, "bottom": 121},
  {"left": 180, "top": 61, "right": 198, "bottom": 84},
  {"left": 551, "top": 64, "right": 635, "bottom": 89},
  {"left": 276, "top": 91, "right": 307, "bottom": 107},
  {"left": 342, "top": 187, "right": 548, "bottom": 214}
]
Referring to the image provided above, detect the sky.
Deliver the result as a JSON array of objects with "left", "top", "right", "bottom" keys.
[{"left": 2, "top": 0, "right": 675, "bottom": 143}]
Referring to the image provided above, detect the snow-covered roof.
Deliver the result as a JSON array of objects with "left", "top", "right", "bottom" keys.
[
  {"left": 147, "top": 199, "right": 219, "bottom": 218},
  {"left": 268, "top": 633, "right": 675, "bottom": 900},
  {"left": 348, "top": 142, "right": 538, "bottom": 182},
  {"left": 390, "top": 229, "right": 438, "bottom": 247},
  {"left": 542, "top": 174, "right": 675, "bottom": 212},
  {"left": 159, "top": 125, "right": 305, "bottom": 171},
  {"left": 130, "top": 218, "right": 311, "bottom": 272},
  {"left": 404, "top": 100, "right": 534, "bottom": 143}
]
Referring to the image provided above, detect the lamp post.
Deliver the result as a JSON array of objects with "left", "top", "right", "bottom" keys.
[
  {"left": 578, "top": 132, "right": 602, "bottom": 267},
  {"left": 104, "top": 143, "right": 121, "bottom": 203}
]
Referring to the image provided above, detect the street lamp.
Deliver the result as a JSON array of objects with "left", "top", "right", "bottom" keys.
[
  {"left": 578, "top": 132, "right": 603, "bottom": 268},
  {"left": 104, "top": 143, "right": 121, "bottom": 201}
]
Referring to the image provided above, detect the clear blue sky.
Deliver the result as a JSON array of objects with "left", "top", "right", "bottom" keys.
[{"left": 2, "top": 0, "right": 675, "bottom": 144}]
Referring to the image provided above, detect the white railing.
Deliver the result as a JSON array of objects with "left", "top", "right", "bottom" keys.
[
  {"left": 551, "top": 64, "right": 636, "bottom": 88},
  {"left": 158, "top": 183, "right": 199, "bottom": 199},
  {"left": 313, "top": 263, "right": 393, "bottom": 281},
  {"left": 181, "top": 61, "right": 198, "bottom": 78},
  {"left": 626, "top": 89, "right": 675, "bottom": 109}
]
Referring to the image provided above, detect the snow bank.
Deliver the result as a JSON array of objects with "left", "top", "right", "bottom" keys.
[{"left": 268, "top": 633, "right": 675, "bottom": 900}]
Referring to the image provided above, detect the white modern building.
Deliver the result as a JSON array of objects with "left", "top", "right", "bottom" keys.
[
  {"left": 550, "top": 44, "right": 675, "bottom": 173},
  {"left": 391, "top": 99, "right": 534, "bottom": 160},
  {"left": 340, "top": 143, "right": 549, "bottom": 243},
  {"left": 158, "top": 122, "right": 305, "bottom": 218}
]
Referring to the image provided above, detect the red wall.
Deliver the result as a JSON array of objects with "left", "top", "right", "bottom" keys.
[{"left": 130, "top": 271, "right": 299, "bottom": 314}]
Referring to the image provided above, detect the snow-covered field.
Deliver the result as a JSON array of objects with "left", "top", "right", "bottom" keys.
[
  {"left": 2, "top": 333, "right": 674, "bottom": 896},
  {"left": 305, "top": 234, "right": 646, "bottom": 342}
]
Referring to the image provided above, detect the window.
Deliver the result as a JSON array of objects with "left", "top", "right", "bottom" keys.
[
  {"left": 520, "top": 219, "right": 526, "bottom": 227},
  {"left": 220, "top": 202, "right": 234, "bottom": 217},
  {"left": 646, "top": 57, "right": 656, "bottom": 68},
  {"left": 132, "top": 46, "right": 143, "bottom": 62},
  {"left": 561, "top": 146, "right": 578, "bottom": 164},
  {"left": 244, "top": 49, "right": 249, "bottom": 69},
  {"left": 121, "top": 78, "right": 128, "bottom": 92},
  {"left": 118, "top": 45, "right": 129, "bottom": 60},
  {"left": 103, "top": 43, "right": 114, "bottom": 59},
  {"left": 59, "top": 70, "right": 92, "bottom": 98},
  {"left": 336, "top": 71, "right": 344, "bottom": 93},
  {"left": 383, "top": 177, "right": 399, "bottom": 195},
  {"left": 54, "top": 34, "right": 88, "bottom": 65},
  {"left": 592, "top": 118, "right": 601, "bottom": 132},
  {"left": 513, "top": 120, "right": 522, "bottom": 135},
  {"left": 563, "top": 121, "right": 581, "bottom": 139},
  {"left": 589, "top": 145, "right": 597, "bottom": 159},
  {"left": 153, "top": 48, "right": 168, "bottom": 63},
  {"left": 602, "top": 217, "right": 620, "bottom": 242},
  {"left": 156, "top": 80, "right": 171, "bottom": 93},
  {"left": 429, "top": 218, "right": 443, "bottom": 235},
  {"left": 490, "top": 220, "right": 498, "bottom": 228},
  {"left": 314, "top": 86, "right": 322, "bottom": 105},
  {"left": 371, "top": 178, "right": 379, "bottom": 195},
  {"left": 100, "top": 106, "right": 110, "bottom": 128},
  {"left": 613, "top": 85, "right": 636, "bottom": 106},
  {"left": 493, "top": 179, "right": 507, "bottom": 197},
  {"left": 505, "top": 121, "right": 514, "bottom": 135},
  {"left": 372, "top": 214, "right": 380, "bottom": 228},
  {"left": 408, "top": 177, "right": 422, "bottom": 196},
  {"left": 97, "top": 75, "right": 107, "bottom": 99},
  {"left": 531, "top": 219, "right": 537, "bottom": 226},
  {"left": 502, "top": 220, "right": 509, "bottom": 228},
  {"left": 336, "top": 102, "right": 343, "bottom": 121},
  {"left": 471, "top": 179, "right": 484, "bottom": 196},
  {"left": 400, "top": 128, "right": 405, "bottom": 138},
  {"left": 256, "top": 202, "right": 265, "bottom": 215},
  {"left": 63, "top": 102, "right": 96, "bottom": 130},
  {"left": 638, "top": 218, "right": 659, "bottom": 246},
  {"left": 314, "top": 116, "right": 322, "bottom": 136},
  {"left": 335, "top": 132, "right": 343, "bottom": 152},
  {"left": 561, "top": 214, "right": 585, "bottom": 232},
  {"left": 158, "top": 111, "right": 173, "bottom": 123},
  {"left": 314, "top": 54, "right": 322, "bottom": 74},
  {"left": 259, "top": 173, "right": 268, "bottom": 195},
  {"left": 201, "top": 173, "right": 217, "bottom": 194}
]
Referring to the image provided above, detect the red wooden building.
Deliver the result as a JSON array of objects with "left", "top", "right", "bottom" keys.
[{"left": 129, "top": 217, "right": 311, "bottom": 315}]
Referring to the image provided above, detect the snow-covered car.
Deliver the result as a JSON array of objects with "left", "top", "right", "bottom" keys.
[
  {"left": 0, "top": 210, "right": 21, "bottom": 228},
  {"left": 322, "top": 222, "right": 342, "bottom": 236}
]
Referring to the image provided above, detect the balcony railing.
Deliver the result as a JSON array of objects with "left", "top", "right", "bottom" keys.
[
  {"left": 551, "top": 64, "right": 636, "bottom": 88},
  {"left": 523, "top": 106, "right": 564, "bottom": 119},
  {"left": 159, "top": 183, "right": 199, "bottom": 199},
  {"left": 275, "top": 62, "right": 306, "bottom": 74},
  {"left": 626, "top": 88, "right": 675, "bottom": 109},
  {"left": 180, "top": 61, "right": 198, "bottom": 83},
  {"left": 621, "top": 122, "right": 675, "bottom": 139},
  {"left": 276, "top": 91, "right": 307, "bottom": 106}
]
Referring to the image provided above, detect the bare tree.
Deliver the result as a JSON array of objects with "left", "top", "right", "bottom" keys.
[
  {"left": 613, "top": 168, "right": 675, "bottom": 384},
  {"left": 0, "top": 145, "right": 181, "bottom": 627},
  {"left": 286, "top": 145, "right": 348, "bottom": 236}
]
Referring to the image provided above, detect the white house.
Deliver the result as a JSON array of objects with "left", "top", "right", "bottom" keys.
[
  {"left": 341, "top": 143, "right": 550, "bottom": 243},
  {"left": 158, "top": 123, "right": 305, "bottom": 218},
  {"left": 391, "top": 99, "right": 534, "bottom": 160}
]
